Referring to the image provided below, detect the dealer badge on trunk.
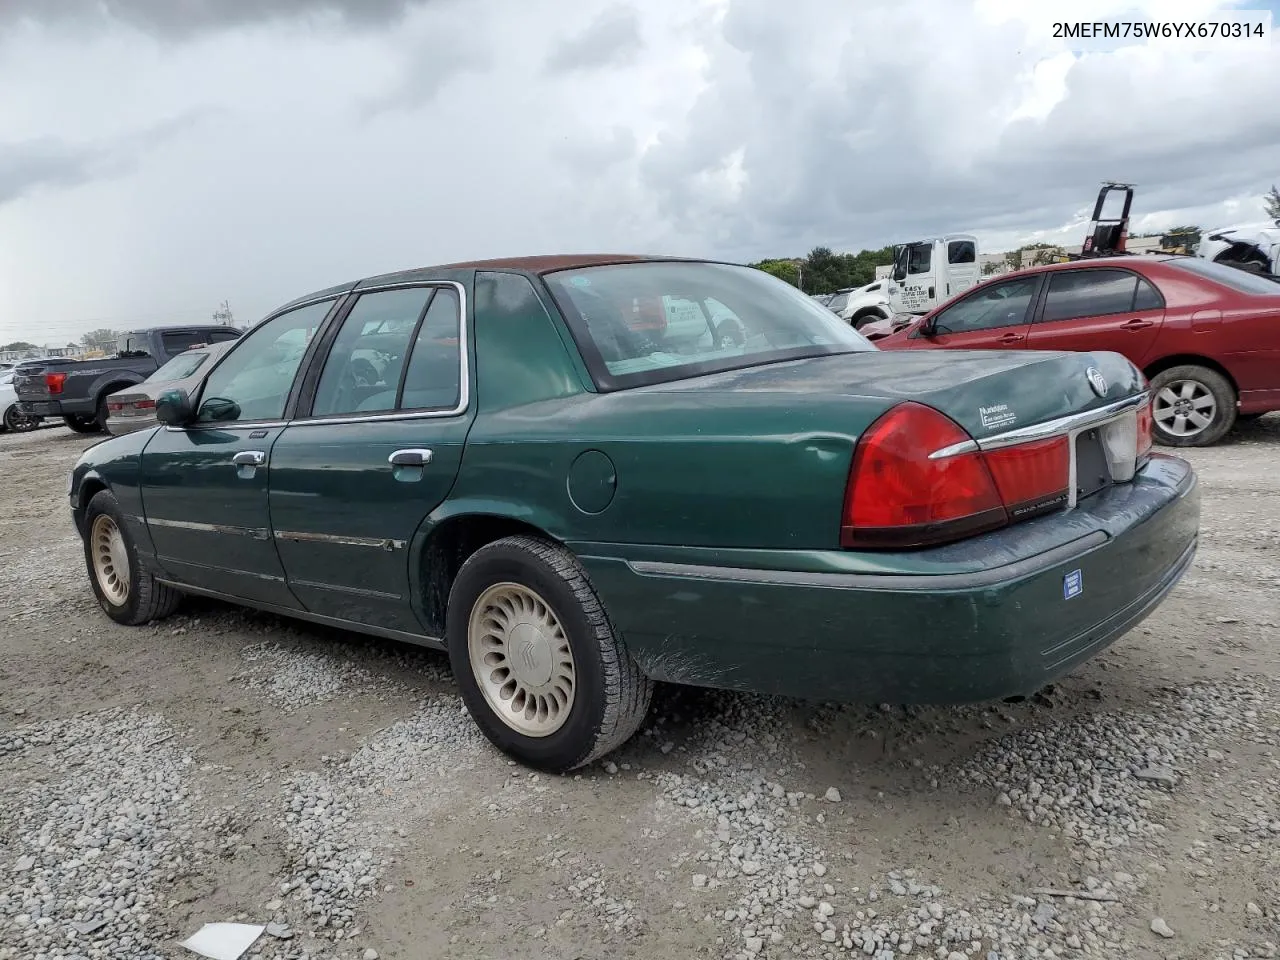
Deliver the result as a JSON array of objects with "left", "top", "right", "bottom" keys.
[{"left": 1086, "top": 366, "right": 1108, "bottom": 397}]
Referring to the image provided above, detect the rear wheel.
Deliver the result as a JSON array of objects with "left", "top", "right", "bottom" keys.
[
  {"left": 3, "top": 405, "right": 39, "bottom": 433},
  {"left": 1149, "top": 365, "right": 1236, "bottom": 447},
  {"left": 63, "top": 414, "right": 102, "bottom": 434},
  {"left": 83, "top": 490, "right": 183, "bottom": 625},
  {"left": 446, "top": 535, "right": 653, "bottom": 772}
]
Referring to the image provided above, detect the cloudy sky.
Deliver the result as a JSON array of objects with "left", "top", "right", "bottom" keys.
[{"left": 1, "top": 0, "right": 1277, "bottom": 344}]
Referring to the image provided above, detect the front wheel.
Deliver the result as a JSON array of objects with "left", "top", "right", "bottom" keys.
[
  {"left": 63, "top": 414, "right": 102, "bottom": 434},
  {"left": 1149, "top": 365, "right": 1236, "bottom": 447},
  {"left": 446, "top": 535, "right": 653, "bottom": 773},
  {"left": 850, "top": 309, "right": 887, "bottom": 331},
  {"left": 82, "top": 490, "right": 184, "bottom": 625}
]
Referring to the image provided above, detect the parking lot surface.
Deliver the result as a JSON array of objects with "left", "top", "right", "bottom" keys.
[{"left": 1, "top": 421, "right": 1277, "bottom": 960}]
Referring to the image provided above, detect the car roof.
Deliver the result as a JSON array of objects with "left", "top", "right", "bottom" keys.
[
  {"left": 1001, "top": 254, "right": 1178, "bottom": 279},
  {"left": 276, "top": 254, "right": 708, "bottom": 314}
]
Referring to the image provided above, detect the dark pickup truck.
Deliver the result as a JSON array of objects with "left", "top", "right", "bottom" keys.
[{"left": 15, "top": 325, "right": 241, "bottom": 433}]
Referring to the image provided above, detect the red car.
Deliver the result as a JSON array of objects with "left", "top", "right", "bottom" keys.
[{"left": 870, "top": 256, "right": 1280, "bottom": 446}]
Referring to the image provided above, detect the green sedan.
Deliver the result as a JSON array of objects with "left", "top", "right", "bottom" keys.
[{"left": 68, "top": 255, "right": 1199, "bottom": 772}]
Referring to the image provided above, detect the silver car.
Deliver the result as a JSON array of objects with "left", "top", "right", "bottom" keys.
[{"left": 104, "top": 341, "right": 235, "bottom": 436}]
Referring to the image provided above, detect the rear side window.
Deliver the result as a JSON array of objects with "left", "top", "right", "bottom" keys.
[
  {"left": 398, "top": 288, "right": 462, "bottom": 411},
  {"left": 1133, "top": 277, "right": 1164, "bottom": 311},
  {"left": 948, "top": 240, "right": 976, "bottom": 264},
  {"left": 310, "top": 288, "right": 434, "bottom": 417},
  {"left": 161, "top": 330, "right": 216, "bottom": 355},
  {"left": 1040, "top": 270, "right": 1139, "bottom": 322}
]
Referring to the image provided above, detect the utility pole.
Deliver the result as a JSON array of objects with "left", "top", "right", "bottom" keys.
[{"left": 212, "top": 300, "right": 234, "bottom": 327}]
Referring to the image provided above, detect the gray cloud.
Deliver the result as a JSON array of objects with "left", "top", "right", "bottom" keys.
[
  {"left": 362, "top": 28, "right": 492, "bottom": 117},
  {"left": 639, "top": 0, "right": 1280, "bottom": 259},
  {"left": 0, "top": 111, "right": 214, "bottom": 209},
  {"left": 544, "top": 5, "right": 643, "bottom": 74},
  {"left": 0, "top": 139, "right": 104, "bottom": 206},
  {"left": 1, "top": 0, "right": 434, "bottom": 37}
]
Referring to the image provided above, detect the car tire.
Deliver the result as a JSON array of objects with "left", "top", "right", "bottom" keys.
[
  {"left": 63, "top": 414, "right": 103, "bottom": 434},
  {"left": 83, "top": 490, "right": 184, "bottom": 625},
  {"left": 3, "top": 405, "right": 39, "bottom": 433},
  {"left": 1149, "top": 365, "right": 1236, "bottom": 447},
  {"left": 850, "top": 309, "right": 886, "bottom": 330},
  {"left": 446, "top": 534, "right": 654, "bottom": 773}
]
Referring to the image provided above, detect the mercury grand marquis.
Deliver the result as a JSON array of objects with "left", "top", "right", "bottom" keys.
[{"left": 68, "top": 255, "right": 1200, "bottom": 771}]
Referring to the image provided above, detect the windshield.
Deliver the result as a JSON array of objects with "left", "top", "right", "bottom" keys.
[
  {"left": 1169, "top": 257, "right": 1280, "bottom": 295},
  {"left": 144, "top": 349, "right": 212, "bottom": 383},
  {"left": 543, "top": 261, "right": 873, "bottom": 390}
]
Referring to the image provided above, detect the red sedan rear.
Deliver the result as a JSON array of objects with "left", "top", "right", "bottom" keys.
[{"left": 872, "top": 256, "right": 1280, "bottom": 446}]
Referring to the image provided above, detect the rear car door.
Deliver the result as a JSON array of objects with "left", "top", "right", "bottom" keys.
[
  {"left": 905, "top": 273, "right": 1042, "bottom": 349},
  {"left": 1025, "top": 267, "right": 1166, "bottom": 364},
  {"left": 139, "top": 297, "right": 340, "bottom": 606},
  {"left": 268, "top": 282, "right": 473, "bottom": 635}
]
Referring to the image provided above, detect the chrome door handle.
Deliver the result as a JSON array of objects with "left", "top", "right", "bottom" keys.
[
  {"left": 389, "top": 448, "right": 433, "bottom": 467},
  {"left": 233, "top": 451, "right": 266, "bottom": 466},
  {"left": 1122, "top": 318, "right": 1154, "bottom": 330},
  {"left": 997, "top": 333, "right": 1021, "bottom": 343}
]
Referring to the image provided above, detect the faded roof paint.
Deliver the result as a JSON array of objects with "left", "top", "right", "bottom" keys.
[{"left": 273, "top": 254, "right": 709, "bottom": 317}]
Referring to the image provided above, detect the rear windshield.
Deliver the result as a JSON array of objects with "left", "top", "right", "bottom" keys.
[
  {"left": 145, "top": 350, "right": 211, "bottom": 383},
  {"left": 1166, "top": 257, "right": 1280, "bottom": 295},
  {"left": 543, "top": 261, "right": 873, "bottom": 391}
]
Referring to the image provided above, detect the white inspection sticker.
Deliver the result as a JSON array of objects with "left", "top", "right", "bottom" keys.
[{"left": 1063, "top": 569, "right": 1083, "bottom": 600}]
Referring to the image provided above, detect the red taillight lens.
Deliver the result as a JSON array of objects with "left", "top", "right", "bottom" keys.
[
  {"left": 107, "top": 403, "right": 122, "bottom": 412},
  {"left": 983, "top": 437, "right": 1070, "bottom": 519},
  {"left": 45, "top": 372, "right": 67, "bottom": 394},
  {"left": 842, "top": 402, "right": 1074, "bottom": 550},
  {"left": 842, "top": 402, "right": 1008, "bottom": 549},
  {"left": 135, "top": 399, "right": 156, "bottom": 410},
  {"left": 1136, "top": 398, "right": 1153, "bottom": 458}
]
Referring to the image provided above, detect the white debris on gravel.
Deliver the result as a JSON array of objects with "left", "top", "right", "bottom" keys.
[
  {"left": 0, "top": 708, "right": 194, "bottom": 960},
  {"left": 274, "top": 698, "right": 482, "bottom": 939}
]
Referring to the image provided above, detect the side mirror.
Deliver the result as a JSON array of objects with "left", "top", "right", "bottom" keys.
[
  {"left": 199, "top": 397, "right": 242, "bottom": 423},
  {"left": 155, "top": 388, "right": 194, "bottom": 426}
]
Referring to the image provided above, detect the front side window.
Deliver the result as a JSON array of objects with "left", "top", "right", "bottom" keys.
[
  {"left": 196, "top": 299, "right": 333, "bottom": 423},
  {"left": 543, "top": 261, "right": 872, "bottom": 391},
  {"left": 930, "top": 275, "right": 1040, "bottom": 334},
  {"left": 1041, "top": 269, "right": 1139, "bottom": 322},
  {"left": 907, "top": 244, "right": 933, "bottom": 275},
  {"left": 311, "top": 288, "right": 434, "bottom": 417}
]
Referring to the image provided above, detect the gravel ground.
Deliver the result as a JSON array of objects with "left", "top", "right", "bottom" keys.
[{"left": 1, "top": 419, "right": 1277, "bottom": 960}]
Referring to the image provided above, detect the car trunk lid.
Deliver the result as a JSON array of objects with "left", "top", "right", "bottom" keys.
[{"left": 655, "top": 348, "right": 1145, "bottom": 442}]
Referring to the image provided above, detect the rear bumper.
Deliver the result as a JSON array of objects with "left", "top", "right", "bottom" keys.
[
  {"left": 105, "top": 415, "right": 158, "bottom": 437},
  {"left": 574, "top": 454, "right": 1199, "bottom": 704},
  {"left": 19, "top": 398, "right": 94, "bottom": 417}
]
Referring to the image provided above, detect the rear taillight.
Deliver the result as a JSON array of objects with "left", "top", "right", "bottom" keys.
[
  {"left": 841, "top": 403, "right": 1070, "bottom": 550},
  {"left": 107, "top": 403, "right": 122, "bottom": 412},
  {"left": 842, "top": 403, "right": 1007, "bottom": 549},
  {"left": 45, "top": 372, "right": 66, "bottom": 394},
  {"left": 1136, "top": 397, "right": 1153, "bottom": 458},
  {"left": 135, "top": 399, "right": 156, "bottom": 410},
  {"left": 983, "top": 437, "right": 1071, "bottom": 519}
]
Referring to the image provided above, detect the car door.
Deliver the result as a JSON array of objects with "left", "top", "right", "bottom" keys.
[
  {"left": 267, "top": 282, "right": 473, "bottom": 635},
  {"left": 139, "top": 297, "right": 340, "bottom": 606},
  {"left": 1024, "top": 267, "right": 1166, "bottom": 364},
  {"left": 905, "top": 273, "right": 1042, "bottom": 350}
]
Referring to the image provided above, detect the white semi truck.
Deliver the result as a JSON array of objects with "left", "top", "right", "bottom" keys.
[{"left": 826, "top": 234, "right": 982, "bottom": 329}]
